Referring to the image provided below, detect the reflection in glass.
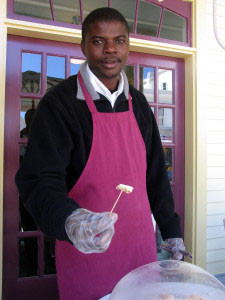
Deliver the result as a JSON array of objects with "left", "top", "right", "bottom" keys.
[
  {"left": 140, "top": 66, "right": 154, "bottom": 102},
  {"left": 111, "top": 0, "right": 136, "bottom": 33},
  {"left": 20, "top": 98, "right": 39, "bottom": 133},
  {"left": 158, "top": 108, "right": 173, "bottom": 142},
  {"left": 137, "top": 1, "right": 161, "bottom": 37},
  {"left": 44, "top": 237, "right": 56, "bottom": 275},
  {"left": 22, "top": 53, "right": 42, "bottom": 94},
  {"left": 163, "top": 147, "right": 173, "bottom": 181},
  {"left": 19, "top": 238, "right": 38, "bottom": 277},
  {"left": 83, "top": 0, "right": 108, "bottom": 20},
  {"left": 70, "top": 58, "right": 84, "bottom": 76},
  {"left": 53, "top": 0, "right": 80, "bottom": 24},
  {"left": 158, "top": 69, "right": 173, "bottom": 104},
  {"left": 160, "top": 9, "right": 187, "bottom": 42},
  {"left": 47, "top": 56, "right": 65, "bottom": 91},
  {"left": 123, "top": 65, "right": 134, "bottom": 87},
  {"left": 15, "top": 0, "right": 52, "bottom": 20}
]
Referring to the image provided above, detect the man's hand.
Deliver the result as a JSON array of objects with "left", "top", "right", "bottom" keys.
[
  {"left": 161, "top": 238, "right": 192, "bottom": 260},
  {"left": 65, "top": 208, "right": 118, "bottom": 254}
]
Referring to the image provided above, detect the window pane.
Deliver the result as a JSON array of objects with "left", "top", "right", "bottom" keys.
[
  {"left": 70, "top": 58, "right": 84, "bottom": 76},
  {"left": 137, "top": 1, "right": 162, "bottom": 37},
  {"left": 47, "top": 56, "right": 65, "bottom": 91},
  {"left": 53, "top": 0, "right": 81, "bottom": 24},
  {"left": 83, "top": 0, "right": 108, "bottom": 21},
  {"left": 111, "top": 0, "right": 136, "bottom": 33},
  {"left": 44, "top": 237, "right": 56, "bottom": 275},
  {"left": 140, "top": 66, "right": 154, "bottom": 102},
  {"left": 20, "top": 98, "right": 39, "bottom": 133},
  {"left": 22, "top": 53, "right": 42, "bottom": 93},
  {"left": 158, "top": 69, "right": 173, "bottom": 104},
  {"left": 19, "top": 238, "right": 38, "bottom": 277},
  {"left": 123, "top": 65, "right": 134, "bottom": 87},
  {"left": 19, "top": 196, "right": 38, "bottom": 231},
  {"left": 158, "top": 108, "right": 173, "bottom": 142},
  {"left": 160, "top": 9, "right": 187, "bottom": 42},
  {"left": 15, "top": 0, "right": 52, "bottom": 20},
  {"left": 163, "top": 147, "right": 173, "bottom": 181}
]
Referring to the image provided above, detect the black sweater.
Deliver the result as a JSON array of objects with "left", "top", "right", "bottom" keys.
[{"left": 15, "top": 75, "right": 182, "bottom": 242}]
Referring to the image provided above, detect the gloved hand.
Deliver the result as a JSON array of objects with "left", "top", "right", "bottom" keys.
[
  {"left": 161, "top": 238, "right": 192, "bottom": 260},
  {"left": 65, "top": 208, "right": 118, "bottom": 254}
]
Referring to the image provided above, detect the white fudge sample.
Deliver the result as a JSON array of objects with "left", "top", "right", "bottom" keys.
[{"left": 116, "top": 184, "right": 134, "bottom": 194}]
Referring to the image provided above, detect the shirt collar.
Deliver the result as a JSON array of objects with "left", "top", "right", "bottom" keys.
[
  {"left": 77, "top": 61, "right": 129, "bottom": 106},
  {"left": 86, "top": 64, "right": 124, "bottom": 108}
]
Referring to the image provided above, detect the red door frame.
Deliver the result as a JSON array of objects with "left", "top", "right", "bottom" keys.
[{"left": 3, "top": 35, "right": 184, "bottom": 299}]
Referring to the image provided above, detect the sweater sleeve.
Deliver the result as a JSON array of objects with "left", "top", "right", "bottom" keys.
[
  {"left": 15, "top": 93, "right": 80, "bottom": 241},
  {"left": 146, "top": 108, "right": 182, "bottom": 240}
]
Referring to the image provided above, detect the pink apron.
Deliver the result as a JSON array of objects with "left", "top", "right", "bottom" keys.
[{"left": 55, "top": 72, "right": 157, "bottom": 300}]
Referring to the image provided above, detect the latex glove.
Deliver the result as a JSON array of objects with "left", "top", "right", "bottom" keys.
[
  {"left": 161, "top": 238, "right": 192, "bottom": 260},
  {"left": 65, "top": 208, "right": 118, "bottom": 254}
]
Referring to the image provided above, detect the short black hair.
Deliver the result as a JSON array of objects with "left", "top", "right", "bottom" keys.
[{"left": 82, "top": 7, "right": 129, "bottom": 41}]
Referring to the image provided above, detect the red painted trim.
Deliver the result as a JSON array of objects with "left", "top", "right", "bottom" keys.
[
  {"left": 20, "top": 92, "right": 43, "bottom": 98},
  {"left": 79, "top": 0, "right": 83, "bottom": 23},
  {"left": 157, "top": 7, "right": 164, "bottom": 38},
  {"left": 39, "top": 234, "right": 45, "bottom": 277},
  {"left": 134, "top": 0, "right": 139, "bottom": 34},
  {"left": 18, "top": 231, "right": 41, "bottom": 238},
  {"left": 65, "top": 55, "right": 70, "bottom": 79},
  {"left": 49, "top": 0, "right": 55, "bottom": 21}
]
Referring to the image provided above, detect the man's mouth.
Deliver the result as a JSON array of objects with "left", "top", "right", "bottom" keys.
[{"left": 101, "top": 58, "right": 121, "bottom": 68}]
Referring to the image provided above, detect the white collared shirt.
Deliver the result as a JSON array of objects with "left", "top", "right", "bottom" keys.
[{"left": 86, "top": 63, "right": 124, "bottom": 108}]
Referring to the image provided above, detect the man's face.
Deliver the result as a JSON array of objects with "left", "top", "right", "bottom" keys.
[{"left": 81, "top": 21, "right": 129, "bottom": 89}]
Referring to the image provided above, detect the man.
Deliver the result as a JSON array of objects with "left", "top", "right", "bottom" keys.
[{"left": 16, "top": 7, "right": 187, "bottom": 300}]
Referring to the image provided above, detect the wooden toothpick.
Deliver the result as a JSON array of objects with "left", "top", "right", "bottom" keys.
[{"left": 111, "top": 190, "right": 123, "bottom": 213}]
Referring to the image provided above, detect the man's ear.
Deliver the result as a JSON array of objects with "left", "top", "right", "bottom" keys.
[{"left": 81, "top": 40, "right": 85, "bottom": 56}]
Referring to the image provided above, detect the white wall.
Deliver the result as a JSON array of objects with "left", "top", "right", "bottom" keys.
[{"left": 206, "top": 0, "right": 225, "bottom": 274}]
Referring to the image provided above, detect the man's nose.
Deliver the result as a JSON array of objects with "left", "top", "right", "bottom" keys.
[{"left": 103, "top": 41, "right": 117, "bottom": 54}]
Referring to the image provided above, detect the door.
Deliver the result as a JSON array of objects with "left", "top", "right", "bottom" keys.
[{"left": 3, "top": 35, "right": 184, "bottom": 299}]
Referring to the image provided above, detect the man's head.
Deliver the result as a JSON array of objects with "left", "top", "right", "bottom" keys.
[
  {"left": 81, "top": 7, "right": 130, "bottom": 90},
  {"left": 82, "top": 7, "right": 129, "bottom": 42}
]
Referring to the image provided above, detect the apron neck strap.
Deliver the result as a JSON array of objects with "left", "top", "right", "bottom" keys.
[
  {"left": 78, "top": 72, "right": 133, "bottom": 113},
  {"left": 78, "top": 72, "right": 97, "bottom": 113}
]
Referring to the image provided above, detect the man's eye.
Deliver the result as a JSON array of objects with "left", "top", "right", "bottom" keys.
[
  {"left": 116, "top": 39, "right": 125, "bottom": 44},
  {"left": 93, "top": 40, "right": 103, "bottom": 45}
]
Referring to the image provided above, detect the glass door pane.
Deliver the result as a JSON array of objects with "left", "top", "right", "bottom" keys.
[
  {"left": 124, "top": 65, "right": 134, "bottom": 87},
  {"left": 139, "top": 66, "right": 154, "bottom": 102},
  {"left": 53, "top": 0, "right": 81, "bottom": 24},
  {"left": 137, "top": 1, "right": 161, "bottom": 36},
  {"left": 160, "top": 9, "right": 187, "bottom": 42},
  {"left": 22, "top": 53, "right": 42, "bottom": 94},
  {"left": 158, "top": 69, "right": 173, "bottom": 104},
  {"left": 158, "top": 107, "right": 173, "bottom": 142},
  {"left": 111, "top": 0, "right": 136, "bottom": 33},
  {"left": 14, "top": 0, "right": 53, "bottom": 20},
  {"left": 70, "top": 58, "right": 85, "bottom": 76},
  {"left": 83, "top": 0, "right": 108, "bottom": 20},
  {"left": 47, "top": 55, "right": 65, "bottom": 91}
]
